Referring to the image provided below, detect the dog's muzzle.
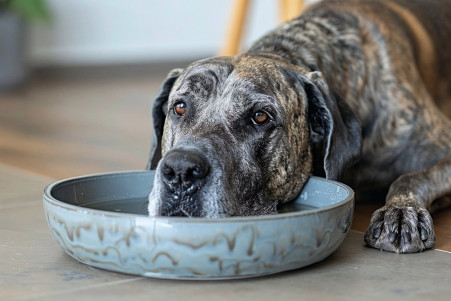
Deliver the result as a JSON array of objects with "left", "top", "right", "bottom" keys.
[{"left": 158, "top": 149, "right": 211, "bottom": 216}]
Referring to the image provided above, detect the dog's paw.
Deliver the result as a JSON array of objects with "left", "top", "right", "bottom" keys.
[{"left": 364, "top": 203, "right": 435, "bottom": 253}]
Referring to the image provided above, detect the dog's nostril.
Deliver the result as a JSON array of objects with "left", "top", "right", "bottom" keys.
[
  {"left": 162, "top": 162, "right": 176, "bottom": 179},
  {"left": 191, "top": 165, "right": 208, "bottom": 179},
  {"left": 161, "top": 150, "right": 210, "bottom": 188}
]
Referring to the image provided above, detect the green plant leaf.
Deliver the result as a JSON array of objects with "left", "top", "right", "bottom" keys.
[{"left": 7, "top": 0, "right": 52, "bottom": 23}]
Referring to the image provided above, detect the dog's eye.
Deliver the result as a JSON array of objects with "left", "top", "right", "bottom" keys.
[
  {"left": 252, "top": 111, "right": 270, "bottom": 125},
  {"left": 174, "top": 102, "right": 187, "bottom": 115}
]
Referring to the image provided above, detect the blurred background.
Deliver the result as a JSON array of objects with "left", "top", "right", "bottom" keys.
[
  {"left": 0, "top": 0, "right": 315, "bottom": 179},
  {"left": 29, "top": 0, "right": 279, "bottom": 68}
]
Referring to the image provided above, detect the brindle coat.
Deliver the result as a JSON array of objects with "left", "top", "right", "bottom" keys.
[{"left": 147, "top": 0, "right": 451, "bottom": 253}]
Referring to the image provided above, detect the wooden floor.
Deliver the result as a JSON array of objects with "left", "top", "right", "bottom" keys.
[{"left": 1, "top": 66, "right": 450, "bottom": 251}]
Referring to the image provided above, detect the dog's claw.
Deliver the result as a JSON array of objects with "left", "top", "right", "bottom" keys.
[
  {"left": 373, "top": 227, "right": 381, "bottom": 239},
  {"left": 364, "top": 204, "right": 436, "bottom": 253},
  {"left": 388, "top": 231, "right": 397, "bottom": 243},
  {"left": 420, "top": 227, "right": 427, "bottom": 241}
]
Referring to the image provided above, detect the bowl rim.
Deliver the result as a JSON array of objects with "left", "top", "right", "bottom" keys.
[{"left": 43, "top": 170, "right": 354, "bottom": 223}]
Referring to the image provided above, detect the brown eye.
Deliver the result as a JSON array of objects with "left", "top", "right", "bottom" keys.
[
  {"left": 252, "top": 111, "right": 270, "bottom": 125},
  {"left": 174, "top": 102, "right": 187, "bottom": 115}
]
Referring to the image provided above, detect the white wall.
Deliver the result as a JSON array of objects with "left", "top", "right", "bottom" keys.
[{"left": 29, "top": 0, "right": 318, "bottom": 67}]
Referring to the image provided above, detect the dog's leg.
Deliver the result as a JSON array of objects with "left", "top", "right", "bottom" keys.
[{"left": 364, "top": 156, "right": 451, "bottom": 253}]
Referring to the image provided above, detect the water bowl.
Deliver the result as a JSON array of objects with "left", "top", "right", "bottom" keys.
[{"left": 43, "top": 171, "right": 354, "bottom": 280}]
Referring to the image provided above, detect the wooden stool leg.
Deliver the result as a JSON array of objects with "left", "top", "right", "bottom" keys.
[
  {"left": 279, "top": 0, "right": 305, "bottom": 23},
  {"left": 220, "top": 0, "right": 252, "bottom": 56},
  {"left": 279, "top": 0, "right": 289, "bottom": 23}
]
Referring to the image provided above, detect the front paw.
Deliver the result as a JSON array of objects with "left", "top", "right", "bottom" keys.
[{"left": 364, "top": 204, "right": 435, "bottom": 253}]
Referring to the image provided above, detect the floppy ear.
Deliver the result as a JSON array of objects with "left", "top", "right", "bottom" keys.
[
  {"left": 146, "top": 68, "right": 183, "bottom": 170},
  {"left": 303, "top": 71, "right": 362, "bottom": 180}
]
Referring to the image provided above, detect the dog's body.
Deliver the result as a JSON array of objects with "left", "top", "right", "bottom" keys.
[{"left": 147, "top": 0, "right": 451, "bottom": 253}]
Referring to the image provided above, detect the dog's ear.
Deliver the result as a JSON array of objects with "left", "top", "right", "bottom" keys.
[
  {"left": 146, "top": 68, "right": 183, "bottom": 170},
  {"left": 303, "top": 71, "right": 362, "bottom": 180}
]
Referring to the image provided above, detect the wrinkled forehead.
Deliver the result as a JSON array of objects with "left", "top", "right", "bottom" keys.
[
  {"left": 171, "top": 57, "right": 232, "bottom": 98},
  {"left": 171, "top": 56, "right": 285, "bottom": 100}
]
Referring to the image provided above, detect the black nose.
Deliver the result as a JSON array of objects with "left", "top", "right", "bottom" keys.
[{"left": 161, "top": 150, "right": 210, "bottom": 191}]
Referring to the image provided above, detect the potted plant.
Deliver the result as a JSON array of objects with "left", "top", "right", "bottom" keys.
[{"left": 0, "top": 0, "right": 50, "bottom": 90}]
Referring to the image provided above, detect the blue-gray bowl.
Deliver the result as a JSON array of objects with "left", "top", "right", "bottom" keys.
[{"left": 43, "top": 171, "right": 354, "bottom": 280}]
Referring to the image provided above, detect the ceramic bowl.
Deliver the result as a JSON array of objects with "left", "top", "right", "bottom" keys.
[{"left": 43, "top": 171, "right": 354, "bottom": 280}]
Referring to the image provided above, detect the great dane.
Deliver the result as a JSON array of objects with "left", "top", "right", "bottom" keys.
[{"left": 146, "top": 0, "right": 451, "bottom": 253}]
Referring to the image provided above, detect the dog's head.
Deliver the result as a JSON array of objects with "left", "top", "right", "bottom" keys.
[{"left": 147, "top": 54, "right": 361, "bottom": 217}]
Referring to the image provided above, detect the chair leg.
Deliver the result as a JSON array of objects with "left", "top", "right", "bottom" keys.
[
  {"left": 279, "top": 0, "right": 305, "bottom": 23},
  {"left": 220, "top": 0, "right": 305, "bottom": 57},
  {"left": 220, "top": 0, "right": 252, "bottom": 56}
]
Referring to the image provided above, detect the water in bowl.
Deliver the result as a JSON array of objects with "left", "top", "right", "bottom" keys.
[
  {"left": 80, "top": 198, "right": 149, "bottom": 215},
  {"left": 80, "top": 198, "right": 318, "bottom": 215}
]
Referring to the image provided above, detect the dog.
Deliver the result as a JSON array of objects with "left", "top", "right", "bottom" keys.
[{"left": 146, "top": 0, "right": 451, "bottom": 254}]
